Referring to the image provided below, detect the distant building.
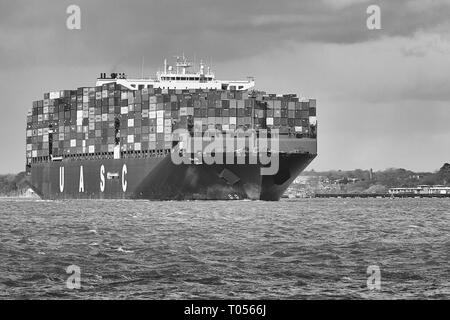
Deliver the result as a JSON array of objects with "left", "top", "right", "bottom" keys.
[{"left": 294, "top": 176, "right": 311, "bottom": 184}]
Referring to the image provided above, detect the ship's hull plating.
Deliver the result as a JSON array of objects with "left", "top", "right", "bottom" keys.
[{"left": 28, "top": 152, "right": 315, "bottom": 201}]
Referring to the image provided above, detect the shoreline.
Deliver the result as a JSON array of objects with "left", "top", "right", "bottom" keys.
[{"left": 314, "top": 193, "right": 450, "bottom": 198}]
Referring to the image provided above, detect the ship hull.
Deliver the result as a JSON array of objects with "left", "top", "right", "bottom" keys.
[{"left": 27, "top": 152, "right": 315, "bottom": 201}]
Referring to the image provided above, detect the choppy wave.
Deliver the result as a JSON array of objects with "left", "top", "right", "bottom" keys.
[{"left": 0, "top": 198, "right": 449, "bottom": 299}]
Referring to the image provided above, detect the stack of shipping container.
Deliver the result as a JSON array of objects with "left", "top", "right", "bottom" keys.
[{"left": 26, "top": 84, "right": 317, "bottom": 163}]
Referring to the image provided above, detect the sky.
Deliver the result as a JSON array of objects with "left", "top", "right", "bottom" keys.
[{"left": 0, "top": 0, "right": 449, "bottom": 173}]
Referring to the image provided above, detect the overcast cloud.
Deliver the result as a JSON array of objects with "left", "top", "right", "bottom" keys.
[{"left": 0, "top": 0, "right": 449, "bottom": 173}]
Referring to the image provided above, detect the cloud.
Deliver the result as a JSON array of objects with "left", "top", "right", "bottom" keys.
[
  {"left": 0, "top": 0, "right": 450, "bottom": 173},
  {"left": 406, "top": 0, "right": 450, "bottom": 12},
  {"left": 1, "top": 0, "right": 450, "bottom": 71},
  {"left": 322, "top": 0, "right": 371, "bottom": 9},
  {"left": 402, "top": 29, "right": 450, "bottom": 57}
]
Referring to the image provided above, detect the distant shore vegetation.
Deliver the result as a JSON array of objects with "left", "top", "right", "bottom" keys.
[
  {"left": 0, "top": 172, "right": 29, "bottom": 197},
  {"left": 297, "top": 163, "right": 450, "bottom": 195}
]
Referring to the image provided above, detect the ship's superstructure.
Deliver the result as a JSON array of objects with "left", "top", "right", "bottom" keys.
[
  {"left": 25, "top": 56, "right": 317, "bottom": 200},
  {"left": 96, "top": 55, "right": 255, "bottom": 91}
]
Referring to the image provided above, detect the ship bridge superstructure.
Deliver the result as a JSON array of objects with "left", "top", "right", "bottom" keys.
[{"left": 96, "top": 55, "right": 255, "bottom": 91}]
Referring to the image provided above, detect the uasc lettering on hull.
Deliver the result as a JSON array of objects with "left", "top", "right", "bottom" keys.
[{"left": 58, "top": 164, "right": 128, "bottom": 193}]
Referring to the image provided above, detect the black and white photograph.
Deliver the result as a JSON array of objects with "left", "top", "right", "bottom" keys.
[{"left": 0, "top": 0, "right": 449, "bottom": 309}]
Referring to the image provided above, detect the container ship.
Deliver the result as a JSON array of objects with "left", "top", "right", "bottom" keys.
[{"left": 25, "top": 56, "right": 317, "bottom": 200}]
